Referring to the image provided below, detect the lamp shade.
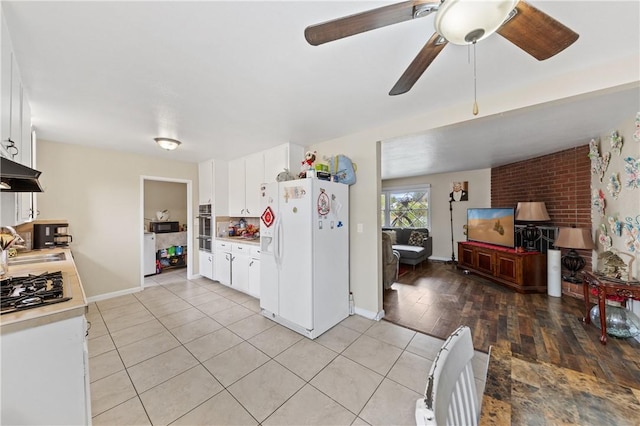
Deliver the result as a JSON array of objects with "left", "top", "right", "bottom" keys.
[
  {"left": 554, "top": 227, "right": 595, "bottom": 250},
  {"left": 434, "top": 0, "right": 518, "bottom": 45},
  {"left": 515, "top": 202, "right": 550, "bottom": 222},
  {"left": 154, "top": 137, "right": 181, "bottom": 151}
]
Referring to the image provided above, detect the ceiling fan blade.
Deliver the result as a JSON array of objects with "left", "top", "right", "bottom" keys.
[
  {"left": 389, "top": 33, "right": 447, "bottom": 96},
  {"left": 497, "top": 0, "right": 579, "bottom": 61},
  {"left": 304, "top": 0, "right": 439, "bottom": 46}
]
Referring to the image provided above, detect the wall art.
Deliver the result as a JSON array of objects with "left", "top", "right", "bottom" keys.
[
  {"left": 634, "top": 112, "right": 640, "bottom": 142},
  {"left": 599, "top": 223, "right": 613, "bottom": 252},
  {"left": 623, "top": 156, "right": 639, "bottom": 190},
  {"left": 608, "top": 130, "right": 623, "bottom": 155},
  {"left": 588, "top": 138, "right": 610, "bottom": 182},
  {"left": 623, "top": 216, "right": 640, "bottom": 253},
  {"left": 592, "top": 188, "right": 606, "bottom": 217},
  {"left": 607, "top": 173, "right": 621, "bottom": 199},
  {"left": 608, "top": 215, "right": 622, "bottom": 237},
  {"left": 449, "top": 181, "right": 468, "bottom": 202}
]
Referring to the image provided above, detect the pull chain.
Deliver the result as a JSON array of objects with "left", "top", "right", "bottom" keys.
[{"left": 472, "top": 41, "right": 479, "bottom": 116}]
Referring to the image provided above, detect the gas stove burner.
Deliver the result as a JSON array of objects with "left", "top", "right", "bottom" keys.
[{"left": 0, "top": 271, "right": 71, "bottom": 315}]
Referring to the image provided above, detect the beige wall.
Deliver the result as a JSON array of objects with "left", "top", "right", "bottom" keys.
[
  {"left": 144, "top": 180, "right": 187, "bottom": 230},
  {"left": 36, "top": 140, "right": 198, "bottom": 298},
  {"left": 383, "top": 169, "right": 491, "bottom": 260}
]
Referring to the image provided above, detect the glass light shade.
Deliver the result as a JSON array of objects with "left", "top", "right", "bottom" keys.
[
  {"left": 590, "top": 304, "right": 640, "bottom": 339},
  {"left": 434, "top": 0, "right": 518, "bottom": 45},
  {"left": 154, "top": 137, "right": 181, "bottom": 151},
  {"left": 515, "top": 201, "right": 550, "bottom": 222},
  {"left": 554, "top": 227, "right": 595, "bottom": 250}
]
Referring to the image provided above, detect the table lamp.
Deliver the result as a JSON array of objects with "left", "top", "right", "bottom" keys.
[
  {"left": 515, "top": 202, "right": 550, "bottom": 251},
  {"left": 554, "top": 227, "right": 595, "bottom": 283}
]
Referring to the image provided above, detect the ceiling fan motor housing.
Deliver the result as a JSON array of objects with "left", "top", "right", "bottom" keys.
[{"left": 434, "top": 0, "right": 519, "bottom": 44}]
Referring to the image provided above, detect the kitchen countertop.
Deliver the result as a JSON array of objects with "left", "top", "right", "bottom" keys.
[
  {"left": 0, "top": 248, "right": 88, "bottom": 335},
  {"left": 216, "top": 236, "right": 260, "bottom": 246}
]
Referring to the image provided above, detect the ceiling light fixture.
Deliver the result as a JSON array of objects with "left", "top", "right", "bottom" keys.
[
  {"left": 154, "top": 137, "right": 181, "bottom": 151},
  {"left": 434, "top": 0, "right": 518, "bottom": 45},
  {"left": 435, "top": 0, "right": 518, "bottom": 115}
]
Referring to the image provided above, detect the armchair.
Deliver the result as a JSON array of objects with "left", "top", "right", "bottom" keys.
[{"left": 382, "top": 231, "right": 400, "bottom": 289}]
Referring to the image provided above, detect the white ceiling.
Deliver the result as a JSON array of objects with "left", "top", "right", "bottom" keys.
[{"left": 3, "top": 1, "right": 639, "bottom": 179}]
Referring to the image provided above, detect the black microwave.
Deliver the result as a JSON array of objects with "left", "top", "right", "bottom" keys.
[{"left": 150, "top": 221, "right": 180, "bottom": 233}]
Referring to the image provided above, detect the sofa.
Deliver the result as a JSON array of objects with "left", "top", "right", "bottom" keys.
[
  {"left": 382, "top": 231, "right": 400, "bottom": 289},
  {"left": 382, "top": 227, "right": 433, "bottom": 268}
]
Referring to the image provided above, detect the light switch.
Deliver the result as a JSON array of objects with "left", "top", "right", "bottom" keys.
[{"left": 357, "top": 223, "right": 363, "bottom": 233}]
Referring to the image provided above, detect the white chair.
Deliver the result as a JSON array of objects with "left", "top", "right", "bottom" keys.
[{"left": 415, "top": 325, "right": 479, "bottom": 426}]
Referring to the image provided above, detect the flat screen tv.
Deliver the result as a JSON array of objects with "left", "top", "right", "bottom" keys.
[{"left": 466, "top": 207, "right": 515, "bottom": 248}]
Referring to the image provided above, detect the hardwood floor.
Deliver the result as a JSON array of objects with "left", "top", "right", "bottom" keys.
[{"left": 383, "top": 261, "right": 640, "bottom": 390}]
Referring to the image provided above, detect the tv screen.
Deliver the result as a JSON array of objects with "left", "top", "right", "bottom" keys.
[{"left": 467, "top": 207, "right": 515, "bottom": 248}]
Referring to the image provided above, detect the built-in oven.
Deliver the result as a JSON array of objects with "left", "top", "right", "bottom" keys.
[{"left": 197, "top": 204, "right": 212, "bottom": 252}]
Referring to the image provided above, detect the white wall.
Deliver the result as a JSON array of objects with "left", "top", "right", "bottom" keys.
[
  {"left": 144, "top": 180, "right": 187, "bottom": 229},
  {"left": 383, "top": 168, "right": 491, "bottom": 260},
  {"left": 36, "top": 140, "right": 198, "bottom": 298}
]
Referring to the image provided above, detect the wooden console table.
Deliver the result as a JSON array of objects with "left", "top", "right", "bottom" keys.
[
  {"left": 582, "top": 271, "right": 640, "bottom": 345},
  {"left": 458, "top": 242, "right": 547, "bottom": 293}
]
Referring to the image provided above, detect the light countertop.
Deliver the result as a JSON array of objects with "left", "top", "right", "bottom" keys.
[
  {"left": 216, "top": 236, "right": 260, "bottom": 246},
  {"left": 0, "top": 248, "right": 88, "bottom": 335}
]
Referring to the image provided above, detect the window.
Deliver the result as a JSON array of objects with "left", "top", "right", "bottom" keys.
[{"left": 381, "top": 186, "right": 431, "bottom": 229}]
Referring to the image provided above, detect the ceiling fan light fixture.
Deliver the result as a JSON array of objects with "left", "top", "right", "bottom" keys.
[
  {"left": 154, "top": 137, "right": 181, "bottom": 151},
  {"left": 435, "top": 0, "right": 519, "bottom": 45}
]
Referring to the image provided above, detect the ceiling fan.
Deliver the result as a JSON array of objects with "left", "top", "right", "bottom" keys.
[{"left": 304, "top": 0, "right": 579, "bottom": 96}]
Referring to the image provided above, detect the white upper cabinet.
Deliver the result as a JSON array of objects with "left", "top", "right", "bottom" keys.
[
  {"left": 227, "top": 143, "right": 304, "bottom": 218},
  {"left": 263, "top": 143, "right": 304, "bottom": 183},
  {"left": 198, "top": 160, "right": 213, "bottom": 205},
  {"left": 198, "top": 159, "right": 228, "bottom": 215}
]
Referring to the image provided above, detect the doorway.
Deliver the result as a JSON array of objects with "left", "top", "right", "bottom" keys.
[{"left": 140, "top": 176, "right": 194, "bottom": 288}]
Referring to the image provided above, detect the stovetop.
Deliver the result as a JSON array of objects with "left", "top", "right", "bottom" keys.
[{"left": 0, "top": 271, "right": 72, "bottom": 315}]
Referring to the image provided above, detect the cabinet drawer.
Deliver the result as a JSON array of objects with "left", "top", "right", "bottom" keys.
[
  {"left": 232, "top": 243, "right": 250, "bottom": 254},
  {"left": 215, "top": 240, "right": 231, "bottom": 251},
  {"left": 250, "top": 246, "right": 261, "bottom": 257}
]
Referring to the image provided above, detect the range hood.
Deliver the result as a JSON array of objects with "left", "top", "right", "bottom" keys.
[{"left": 0, "top": 156, "right": 43, "bottom": 192}]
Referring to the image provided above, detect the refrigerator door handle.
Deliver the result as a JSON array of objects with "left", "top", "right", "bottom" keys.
[{"left": 274, "top": 216, "right": 283, "bottom": 268}]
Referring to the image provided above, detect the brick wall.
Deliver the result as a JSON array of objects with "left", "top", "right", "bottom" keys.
[{"left": 492, "top": 145, "right": 592, "bottom": 298}]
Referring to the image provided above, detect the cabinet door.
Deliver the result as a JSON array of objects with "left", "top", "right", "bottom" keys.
[
  {"left": 248, "top": 257, "right": 260, "bottom": 298},
  {"left": 198, "top": 160, "right": 213, "bottom": 205},
  {"left": 232, "top": 253, "right": 250, "bottom": 293},
  {"left": 199, "top": 251, "right": 213, "bottom": 280},
  {"left": 475, "top": 249, "right": 494, "bottom": 275},
  {"left": 459, "top": 244, "right": 474, "bottom": 268},
  {"left": 244, "top": 152, "right": 264, "bottom": 217},
  {"left": 495, "top": 253, "right": 521, "bottom": 283},
  {"left": 263, "top": 144, "right": 290, "bottom": 183},
  {"left": 17, "top": 94, "right": 33, "bottom": 223},
  {"left": 214, "top": 251, "right": 231, "bottom": 285},
  {"left": 1, "top": 25, "right": 12, "bottom": 152},
  {"left": 10, "top": 56, "right": 21, "bottom": 150},
  {"left": 228, "top": 158, "right": 245, "bottom": 216}
]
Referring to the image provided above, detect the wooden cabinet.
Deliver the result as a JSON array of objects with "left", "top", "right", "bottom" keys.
[{"left": 457, "top": 242, "right": 547, "bottom": 293}]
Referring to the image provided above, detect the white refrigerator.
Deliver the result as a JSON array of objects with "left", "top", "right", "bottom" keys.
[{"left": 259, "top": 179, "right": 349, "bottom": 339}]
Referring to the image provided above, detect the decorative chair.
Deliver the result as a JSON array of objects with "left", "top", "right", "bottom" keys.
[
  {"left": 382, "top": 231, "right": 400, "bottom": 289},
  {"left": 415, "top": 325, "right": 479, "bottom": 426}
]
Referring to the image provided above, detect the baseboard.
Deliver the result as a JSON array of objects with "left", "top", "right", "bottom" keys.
[
  {"left": 429, "top": 256, "right": 454, "bottom": 262},
  {"left": 354, "top": 307, "right": 385, "bottom": 321},
  {"left": 86, "top": 286, "right": 142, "bottom": 303}
]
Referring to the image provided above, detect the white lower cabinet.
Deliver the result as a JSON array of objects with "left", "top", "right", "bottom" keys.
[
  {"left": 248, "top": 248, "right": 261, "bottom": 298},
  {"left": 232, "top": 243, "right": 250, "bottom": 294},
  {"left": 1, "top": 315, "right": 91, "bottom": 425},
  {"left": 199, "top": 250, "right": 214, "bottom": 280},
  {"left": 214, "top": 240, "right": 259, "bottom": 296}
]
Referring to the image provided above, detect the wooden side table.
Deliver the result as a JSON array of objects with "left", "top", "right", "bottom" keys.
[{"left": 582, "top": 271, "right": 640, "bottom": 344}]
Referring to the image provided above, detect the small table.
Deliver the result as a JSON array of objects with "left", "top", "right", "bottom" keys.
[{"left": 582, "top": 271, "right": 640, "bottom": 344}]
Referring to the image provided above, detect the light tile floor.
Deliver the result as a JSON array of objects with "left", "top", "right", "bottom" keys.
[{"left": 88, "top": 268, "right": 489, "bottom": 425}]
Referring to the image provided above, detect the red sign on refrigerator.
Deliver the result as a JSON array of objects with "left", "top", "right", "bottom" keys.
[{"left": 261, "top": 206, "right": 275, "bottom": 227}]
